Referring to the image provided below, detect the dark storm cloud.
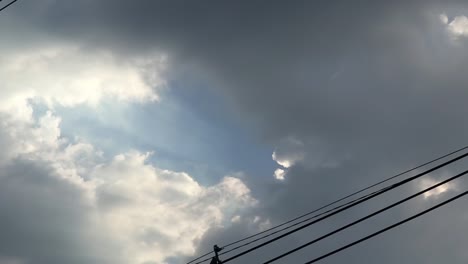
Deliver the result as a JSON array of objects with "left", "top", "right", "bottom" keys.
[
  {"left": 4, "top": 1, "right": 468, "bottom": 263},
  {"left": 10, "top": 0, "right": 467, "bottom": 153}
]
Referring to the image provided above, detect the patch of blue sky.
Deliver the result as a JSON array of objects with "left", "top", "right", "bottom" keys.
[{"left": 53, "top": 80, "right": 275, "bottom": 186}]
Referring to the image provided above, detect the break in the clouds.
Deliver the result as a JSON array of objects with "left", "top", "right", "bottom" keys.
[
  {"left": 0, "top": 80, "right": 257, "bottom": 263},
  {"left": 0, "top": 26, "right": 257, "bottom": 263},
  {"left": 3, "top": 1, "right": 468, "bottom": 264}
]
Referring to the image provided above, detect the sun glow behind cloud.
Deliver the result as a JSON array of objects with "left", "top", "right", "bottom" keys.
[
  {"left": 0, "top": 44, "right": 164, "bottom": 112},
  {"left": 419, "top": 177, "right": 458, "bottom": 199},
  {"left": 0, "top": 43, "right": 258, "bottom": 263},
  {"left": 440, "top": 13, "right": 468, "bottom": 38}
]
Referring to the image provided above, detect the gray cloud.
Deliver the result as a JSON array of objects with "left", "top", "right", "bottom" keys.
[
  {"left": 3, "top": 1, "right": 468, "bottom": 263},
  {"left": 0, "top": 160, "right": 122, "bottom": 264},
  {"left": 10, "top": 1, "right": 468, "bottom": 152}
]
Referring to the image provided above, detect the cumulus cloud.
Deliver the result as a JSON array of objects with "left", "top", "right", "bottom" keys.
[
  {"left": 272, "top": 151, "right": 301, "bottom": 169},
  {"left": 0, "top": 103, "right": 257, "bottom": 263},
  {"left": 441, "top": 14, "right": 468, "bottom": 38},
  {"left": 0, "top": 44, "right": 165, "bottom": 113},
  {"left": 273, "top": 168, "right": 286, "bottom": 181},
  {"left": 271, "top": 137, "right": 339, "bottom": 180},
  {"left": 4, "top": 1, "right": 468, "bottom": 264},
  {"left": 92, "top": 152, "right": 256, "bottom": 263},
  {"left": 0, "top": 38, "right": 255, "bottom": 263}
]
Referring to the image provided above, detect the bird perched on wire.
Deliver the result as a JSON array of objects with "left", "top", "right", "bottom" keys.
[{"left": 210, "top": 245, "right": 223, "bottom": 264}]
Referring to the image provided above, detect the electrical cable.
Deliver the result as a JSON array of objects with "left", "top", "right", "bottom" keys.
[
  {"left": 187, "top": 145, "right": 468, "bottom": 264},
  {"left": 0, "top": 0, "right": 18, "bottom": 13},
  {"left": 219, "top": 150, "right": 468, "bottom": 263},
  {"left": 264, "top": 168, "right": 468, "bottom": 263},
  {"left": 303, "top": 189, "right": 468, "bottom": 264}
]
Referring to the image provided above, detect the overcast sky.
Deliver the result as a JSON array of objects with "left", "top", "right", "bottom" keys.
[{"left": 1, "top": 1, "right": 468, "bottom": 264}]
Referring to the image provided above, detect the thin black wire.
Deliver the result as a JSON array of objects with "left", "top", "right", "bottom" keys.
[
  {"left": 188, "top": 251, "right": 213, "bottom": 264},
  {"left": 264, "top": 168, "right": 468, "bottom": 263},
  {"left": 192, "top": 192, "right": 381, "bottom": 264},
  {"left": 187, "top": 146, "right": 468, "bottom": 264},
  {"left": 219, "top": 191, "right": 379, "bottom": 256},
  {"left": 0, "top": 0, "right": 18, "bottom": 13},
  {"left": 223, "top": 145, "right": 468, "bottom": 248},
  {"left": 186, "top": 145, "right": 468, "bottom": 264},
  {"left": 304, "top": 189, "right": 468, "bottom": 264},
  {"left": 220, "top": 151, "right": 468, "bottom": 263}
]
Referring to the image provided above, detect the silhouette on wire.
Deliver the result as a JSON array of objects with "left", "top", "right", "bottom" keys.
[
  {"left": 187, "top": 145, "right": 468, "bottom": 264},
  {"left": 193, "top": 149, "right": 468, "bottom": 264}
]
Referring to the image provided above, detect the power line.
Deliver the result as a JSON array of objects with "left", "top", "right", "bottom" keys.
[
  {"left": 219, "top": 150, "right": 468, "bottom": 263},
  {"left": 221, "top": 145, "right": 468, "bottom": 247},
  {"left": 264, "top": 168, "right": 468, "bottom": 263},
  {"left": 193, "top": 191, "right": 382, "bottom": 264},
  {"left": 216, "top": 191, "right": 379, "bottom": 257},
  {"left": 193, "top": 191, "right": 387, "bottom": 264},
  {"left": 303, "top": 189, "right": 468, "bottom": 264},
  {"left": 188, "top": 146, "right": 468, "bottom": 264},
  {"left": 0, "top": 0, "right": 19, "bottom": 13},
  {"left": 188, "top": 252, "right": 213, "bottom": 264}
]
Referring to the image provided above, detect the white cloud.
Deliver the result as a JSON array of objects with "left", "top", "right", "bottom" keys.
[
  {"left": 0, "top": 110, "right": 62, "bottom": 164},
  {"left": 274, "top": 168, "right": 286, "bottom": 181},
  {"left": 231, "top": 215, "right": 241, "bottom": 223},
  {"left": 250, "top": 216, "right": 271, "bottom": 231},
  {"left": 271, "top": 137, "right": 341, "bottom": 180},
  {"left": 0, "top": 106, "right": 257, "bottom": 263},
  {"left": 419, "top": 177, "right": 457, "bottom": 199},
  {"left": 440, "top": 13, "right": 449, "bottom": 25},
  {"left": 0, "top": 44, "right": 165, "bottom": 112},
  {"left": 0, "top": 43, "right": 255, "bottom": 263},
  {"left": 272, "top": 151, "right": 294, "bottom": 168},
  {"left": 271, "top": 137, "right": 305, "bottom": 169},
  {"left": 441, "top": 14, "right": 468, "bottom": 38},
  {"left": 271, "top": 138, "right": 304, "bottom": 181},
  {"left": 89, "top": 152, "right": 256, "bottom": 263}
]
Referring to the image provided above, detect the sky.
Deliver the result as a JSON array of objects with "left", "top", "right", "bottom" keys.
[{"left": 1, "top": 1, "right": 468, "bottom": 264}]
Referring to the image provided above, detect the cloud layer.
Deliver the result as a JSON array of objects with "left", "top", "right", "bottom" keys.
[
  {"left": 0, "top": 100, "right": 257, "bottom": 264},
  {"left": 0, "top": 36, "right": 256, "bottom": 264},
  {"left": 3, "top": 1, "right": 468, "bottom": 264}
]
